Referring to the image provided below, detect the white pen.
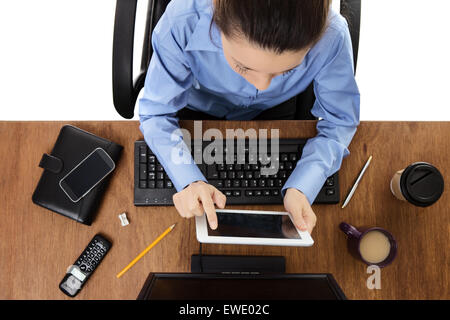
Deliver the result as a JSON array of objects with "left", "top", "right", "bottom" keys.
[{"left": 341, "top": 155, "right": 373, "bottom": 209}]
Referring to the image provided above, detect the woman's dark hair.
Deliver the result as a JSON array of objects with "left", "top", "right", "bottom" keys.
[{"left": 212, "top": 0, "right": 331, "bottom": 54}]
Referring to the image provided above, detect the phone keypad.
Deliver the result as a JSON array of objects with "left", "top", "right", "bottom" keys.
[{"left": 74, "top": 236, "right": 110, "bottom": 275}]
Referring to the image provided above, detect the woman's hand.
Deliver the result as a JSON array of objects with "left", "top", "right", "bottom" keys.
[
  {"left": 173, "top": 181, "right": 226, "bottom": 230},
  {"left": 283, "top": 188, "right": 317, "bottom": 234}
]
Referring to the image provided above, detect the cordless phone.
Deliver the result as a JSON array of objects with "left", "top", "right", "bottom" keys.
[{"left": 59, "top": 234, "right": 112, "bottom": 297}]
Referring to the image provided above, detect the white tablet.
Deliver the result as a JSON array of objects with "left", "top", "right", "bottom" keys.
[{"left": 195, "top": 209, "right": 314, "bottom": 247}]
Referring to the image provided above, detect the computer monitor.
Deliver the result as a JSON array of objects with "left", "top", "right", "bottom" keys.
[{"left": 137, "top": 273, "right": 347, "bottom": 300}]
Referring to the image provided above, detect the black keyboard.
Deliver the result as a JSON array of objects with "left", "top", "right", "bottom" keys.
[{"left": 134, "top": 139, "right": 339, "bottom": 205}]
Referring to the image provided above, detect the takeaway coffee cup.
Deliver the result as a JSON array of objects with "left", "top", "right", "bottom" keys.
[
  {"left": 390, "top": 162, "right": 444, "bottom": 207},
  {"left": 339, "top": 222, "right": 397, "bottom": 268}
]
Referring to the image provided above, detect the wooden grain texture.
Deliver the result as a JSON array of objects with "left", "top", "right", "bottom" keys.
[{"left": 0, "top": 121, "right": 448, "bottom": 300}]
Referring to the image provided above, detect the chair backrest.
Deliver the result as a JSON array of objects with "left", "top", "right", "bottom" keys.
[
  {"left": 113, "top": 0, "right": 170, "bottom": 119},
  {"left": 112, "top": 0, "right": 361, "bottom": 119},
  {"left": 341, "top": 0, "right": 361, "bottom": 70}
]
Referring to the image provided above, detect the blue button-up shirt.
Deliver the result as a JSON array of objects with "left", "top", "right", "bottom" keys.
[{"left": 139, "top": 0, "right": 360, "bottom": 204}]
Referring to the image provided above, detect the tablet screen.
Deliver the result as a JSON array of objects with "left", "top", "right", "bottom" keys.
[{"left": 207, "top": 212, "right": 301, "bottom": 239}]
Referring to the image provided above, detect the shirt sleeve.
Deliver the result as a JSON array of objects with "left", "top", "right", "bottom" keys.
[
  {"left": 281, "top": 25, "right": 361, "bottom": 204},
  {"left": 139, "top": 17, "right": 207, "bottom": 192}
]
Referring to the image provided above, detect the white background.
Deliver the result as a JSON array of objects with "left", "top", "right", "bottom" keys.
[{"left": 0, "top": 0, "right": 449, "bottom": 121}]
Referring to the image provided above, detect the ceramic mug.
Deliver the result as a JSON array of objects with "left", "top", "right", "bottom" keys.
[{"left": 339, "top": 222, "right": 397, "bottom": 268}]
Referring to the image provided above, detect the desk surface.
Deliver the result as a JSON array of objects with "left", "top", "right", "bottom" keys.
[{"left": 0, "top": 121, "right": 448, "bottom": 300}]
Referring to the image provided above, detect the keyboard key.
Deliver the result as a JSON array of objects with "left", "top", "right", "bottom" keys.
[
  {"left": 148, "top": 181, "right": 155, "bottom": 188},
  {"left": 245, "top": 172, "right": 253, "bottom": 179},
  {"left": 326, "top": 188, "right": 335, "bottom": 196},
  {"left": 245, "top": 190, "right": 254, "bottom": 196},
  {"left": 139, "top": 164, "right": 147, "bottom": 180},
  {"left": 224, "top": 190, "right": 232, "bottom": 197},
  {"left": 139, "top": 181, "right": 147, "bottom": 188},
  {"left": 258, "top": 155, "right": 270, "bottom": 164},
  {"left": 156, "top": 172, "right": 164, "bottom": 180},
  {"left": 165, "top": 181, "right": 173, "bottom": 188},
  {"left": 148, "top": 172, "right": 155, "bottom": 180},
  {"left": 233, "top": 191, "right": 241, "bottom": 197},
  {"left": 233, "top": 180, "right": 240, "bottom": 187},
  {"left": 272, "top": 190, "right": 280, "bottom": 196},
  {"left": 281, "top": 154, "right": 288, "bottom": 162},
  {"left": 254, "top": 190, "right": 262, "bottom": 196},
  {"left": 209, "top": 180, "right": 223, "bottom": 188},
  {"left": 139, "top": 146, "right": 147, "bottom": 163},
  {"left": 148, "top": 164, "right": 155, "bottom": 171},
  {"left": 263, "top": 190, "right": 271, "bottom": 196},
  {"left": 224, "top": 180, "right": 232, "bottom": 188},
  {"left": 289, "top": 153, "right": 298, "bottom": 162},
  {"left": 148, "top": 155, "right": 156, "bottom": 164},
  {"left": 326, "top": 177, "right": 334, "bottom": 186},
  {"left": 156, "top": 181, "right": 164, "bottom": 189},
  {"left": 207, "top": 166, "right": 219, "bottom": 179}
]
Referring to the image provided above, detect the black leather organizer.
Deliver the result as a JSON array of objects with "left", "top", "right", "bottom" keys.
[{"left": 32, "top": 125, "right": 123, "bottom": 225}]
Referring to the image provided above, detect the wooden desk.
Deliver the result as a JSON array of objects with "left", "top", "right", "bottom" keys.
[{"left": 0, "top": 121, "right": 448, "bottom": 300}]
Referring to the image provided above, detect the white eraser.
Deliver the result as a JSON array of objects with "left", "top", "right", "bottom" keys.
[{"left": 118, "top": 212, "right": 129, "bottom": 226}]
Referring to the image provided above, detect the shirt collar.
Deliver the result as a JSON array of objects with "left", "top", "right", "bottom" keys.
[{"left": 185, "top": 13, "right": 223, "bottom": 52}]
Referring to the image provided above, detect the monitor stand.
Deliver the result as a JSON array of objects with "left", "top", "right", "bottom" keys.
[{"left": 191, "top": 254, "right": 285, "bottom": 274}]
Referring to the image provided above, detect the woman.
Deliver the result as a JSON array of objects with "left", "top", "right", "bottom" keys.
[{"left": 139, "top": 0, "right": 360, "bottom": 234}]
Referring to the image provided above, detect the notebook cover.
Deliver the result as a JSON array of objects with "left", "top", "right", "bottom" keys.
[{"left": 32, "top": 125, "right": 123, "bottom": 225}]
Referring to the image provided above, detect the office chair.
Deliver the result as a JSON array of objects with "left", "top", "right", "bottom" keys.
[{"left": 112, "top": 0, "right": 361, "bottom": 120}]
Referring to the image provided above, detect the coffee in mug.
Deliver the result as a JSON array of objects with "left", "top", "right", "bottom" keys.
[
  {"left": 390, "top": 162, "right": 444, "bottom": 207},
  {"left": 359, "top": 230, "right": 391, "bottom": 264}
]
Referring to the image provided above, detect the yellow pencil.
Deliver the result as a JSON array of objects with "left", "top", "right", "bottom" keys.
[{"left": 116, "top": 223, "right": 176, "bottom": 278}]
